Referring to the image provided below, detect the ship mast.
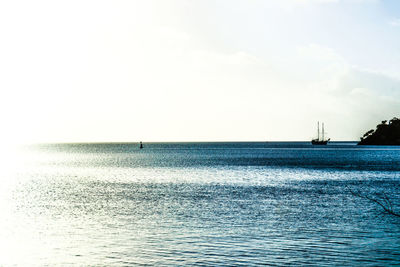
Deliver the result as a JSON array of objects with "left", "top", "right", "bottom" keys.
[
  {"left": 322, "top": 123, "right": 325, "bottom": 141},
  {"left": 317, "top": 121, "right": 320, "bottom": 141}
]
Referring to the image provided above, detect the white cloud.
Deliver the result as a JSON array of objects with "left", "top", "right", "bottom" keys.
[
  {"left": 282, "top": 0, "right": 378, "bottom": 6},
  {"left": 292, "top": 0, "right": 338, "bottom": 4},
  {"left": 389, "top": 18, "right": 400, "bottom": 27},
  {"left": 0, "top": 0, "right": 397, "bottom": 143}
]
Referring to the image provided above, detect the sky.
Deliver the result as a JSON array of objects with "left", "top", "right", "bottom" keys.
[{"left": 1, "top": 0, "right": 400, "bottom": 143}]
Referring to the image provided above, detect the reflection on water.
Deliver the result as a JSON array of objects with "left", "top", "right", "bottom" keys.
[{"left": 0, "top": 142, "right": 399, "bottom": 265}]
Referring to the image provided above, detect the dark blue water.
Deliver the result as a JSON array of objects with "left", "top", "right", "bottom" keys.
[{"left": 1, "top": 142, "right": 399, "bottom": 265}]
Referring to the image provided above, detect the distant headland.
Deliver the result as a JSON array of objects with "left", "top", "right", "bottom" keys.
[{"left": 358, "top": 117, "right": 400, "bottom": 145}]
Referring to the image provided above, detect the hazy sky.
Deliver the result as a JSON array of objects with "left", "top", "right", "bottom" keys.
[{"left": 1, "top": 0, "right": 400, "bottom": 143}]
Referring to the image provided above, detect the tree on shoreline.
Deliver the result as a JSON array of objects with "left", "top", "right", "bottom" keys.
[{"left": 358, "top": 117, "right": 400, "bottom": 145}]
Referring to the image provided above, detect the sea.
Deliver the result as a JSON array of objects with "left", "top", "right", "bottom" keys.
[{"left": 0, "top": 142, "right": 399, "bottom": 266}]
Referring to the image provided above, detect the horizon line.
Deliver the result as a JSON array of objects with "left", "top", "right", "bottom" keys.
[{"left": 27, "top": 140, "right": 359, "bottom": 145}]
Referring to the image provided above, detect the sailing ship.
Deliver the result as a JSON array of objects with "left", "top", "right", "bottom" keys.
[
  {"left": 139, "top": 141, "right": 143, "bottom": 149},
  {"left": 311, "top": 122, "right": 330, "bottom": 145}
]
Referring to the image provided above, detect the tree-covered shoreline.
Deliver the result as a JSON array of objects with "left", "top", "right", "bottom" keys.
[{"left": 358, "top": 117, "right": 400, "bottom": 145}]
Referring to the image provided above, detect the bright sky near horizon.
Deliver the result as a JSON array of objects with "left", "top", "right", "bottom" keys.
[{"left": 1, "top": 0, "right": 400, "bottom": 143}]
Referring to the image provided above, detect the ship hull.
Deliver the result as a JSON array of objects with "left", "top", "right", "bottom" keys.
[{"left": 311, "top": 140, "right": 329, "bottom": 145}]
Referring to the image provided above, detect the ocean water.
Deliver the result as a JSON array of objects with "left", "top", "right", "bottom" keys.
[{"left": 1, "top": 142, "right": 399, "bottom": 266}]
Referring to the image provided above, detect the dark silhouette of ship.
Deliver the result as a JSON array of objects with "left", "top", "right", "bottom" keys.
[
  {"left": 311, "top": 122, "right": 330, "bottom": 145},
  {"left": 139, "top": 141, "right": 143, "bottom": 149}
]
